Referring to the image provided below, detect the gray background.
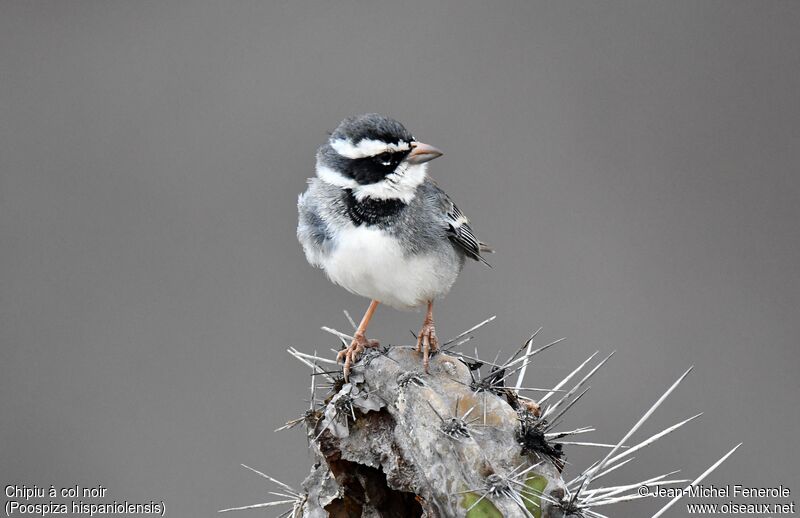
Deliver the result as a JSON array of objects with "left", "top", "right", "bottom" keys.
[{"left": 2, "top": 1, "right": 798, "bottom": 516}]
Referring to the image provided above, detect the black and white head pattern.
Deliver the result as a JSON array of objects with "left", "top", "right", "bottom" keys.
[{"left": 316, "top": 114, "right": 428, "bottom": 203}]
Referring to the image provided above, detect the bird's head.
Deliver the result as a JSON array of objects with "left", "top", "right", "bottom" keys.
[{"left": 316, "top": 114, "right": 443, "bottom": 203}]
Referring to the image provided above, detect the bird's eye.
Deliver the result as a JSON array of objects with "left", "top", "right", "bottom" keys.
[{"left": 375, "top": 152, "right": 393, "bottom": 166}]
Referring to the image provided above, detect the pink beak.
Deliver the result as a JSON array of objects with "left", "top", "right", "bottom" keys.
[{"left": 406, "top": 142, "right": 443, "bottom": 165}]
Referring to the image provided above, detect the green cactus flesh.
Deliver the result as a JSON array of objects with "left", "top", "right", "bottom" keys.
[
  {"left": 524, "top": 474, "right": 549, "bottom": 518},
  {"left": 461, "top": 491, "right": 504, "bottom": 518}
]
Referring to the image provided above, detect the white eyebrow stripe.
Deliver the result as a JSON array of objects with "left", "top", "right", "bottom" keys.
[{"left": 330, "top": 138, "right": 411, "bottom": 159}]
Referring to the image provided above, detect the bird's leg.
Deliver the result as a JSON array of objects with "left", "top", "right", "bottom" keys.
[
  {"left": 336, "top": 300, "right": 380, "bottom": 380},
  {"left": 415, "top": 300, "right": 439, "bottom": 373}
]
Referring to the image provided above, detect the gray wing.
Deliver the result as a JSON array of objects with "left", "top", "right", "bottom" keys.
[
  {"left": 425, "top": 182, "right": 492, "bottom": 265},
  {"left": 297, "top": 181, "right": 335, "bottom": 268}
]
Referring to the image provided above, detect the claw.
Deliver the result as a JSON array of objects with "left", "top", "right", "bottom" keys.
[
  {"left": 416, "top": 320, "right": 439, "bottom": 373},
  {"left": 337, "top": 332, "right": 379, "bottom": 380}
]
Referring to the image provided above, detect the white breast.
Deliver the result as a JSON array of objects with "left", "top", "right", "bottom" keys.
[{"left": 321, "top": 225, "right": 458, "bottom": 309}]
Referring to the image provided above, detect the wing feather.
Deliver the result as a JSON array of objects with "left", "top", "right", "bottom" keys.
[{"left": 443, "top": 199, "right": 492, "bottom": 266}]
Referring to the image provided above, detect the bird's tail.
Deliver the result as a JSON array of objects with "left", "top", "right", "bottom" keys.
[{"left": 477, "top": 242, "right": 494, "bottom": 268}]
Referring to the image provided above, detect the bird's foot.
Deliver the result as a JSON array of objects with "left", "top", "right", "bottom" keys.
[
  {"left": 522, "top": 399, "right": 542, "bottom": 418},
  {"left": 337, "top": 332, "right": 380, "bottom": 380},
  {"left": 415, "top": 319, "right": 439, "bottom": 373}
]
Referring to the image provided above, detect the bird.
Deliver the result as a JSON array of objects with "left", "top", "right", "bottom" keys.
[{"left": 297, "top": 113, "right": 491, "bottom": 378}]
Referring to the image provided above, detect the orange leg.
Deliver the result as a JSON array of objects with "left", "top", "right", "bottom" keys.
[
  {"left": 337, "top": 300, "right": 380, "bottom": 379},
  {"left": 415, "top": 300, "right": 439, "bottom": 373}
]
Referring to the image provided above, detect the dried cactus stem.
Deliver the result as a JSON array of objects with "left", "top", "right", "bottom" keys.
[
  {"left": 225, "top": 318, "right": 741, "bottom": 518},
  {"left": 299, "top": 346, "right": 568, "bottom": 517}
]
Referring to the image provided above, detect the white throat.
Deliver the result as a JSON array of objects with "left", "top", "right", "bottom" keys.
[{"left": 316, "top": 162, "right": 428, "bottom": 204}]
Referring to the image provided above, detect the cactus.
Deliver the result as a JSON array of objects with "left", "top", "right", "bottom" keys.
[
  {"left": 220, "top": 317, "right": 740, "bottom": 518},
  {"left": 301, "top": 345, "right": 569, "bottom": 517}
]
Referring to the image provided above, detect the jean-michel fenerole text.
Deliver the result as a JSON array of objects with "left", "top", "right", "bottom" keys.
[{"left": 651, "top": 484, "right": 791, "bottom": 499}]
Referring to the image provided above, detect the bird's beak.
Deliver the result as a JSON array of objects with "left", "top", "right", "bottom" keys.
[{"left": 406, "top": 142, "right": 443, "bottom": 165}]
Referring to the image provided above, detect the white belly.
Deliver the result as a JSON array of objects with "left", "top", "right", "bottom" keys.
[{"left": 322, "top": 226, "right": 458, "bottom": 309}]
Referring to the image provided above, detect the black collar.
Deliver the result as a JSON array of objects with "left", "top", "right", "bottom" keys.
[{"left": 343, "top": 189, "right": 406, "bottom": 226}]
